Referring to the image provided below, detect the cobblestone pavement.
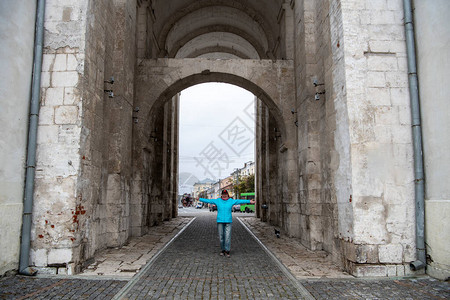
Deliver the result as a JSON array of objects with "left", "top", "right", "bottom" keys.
[
  {"left": 80, "top": 217, "right": 192, "bottom": 278},
  {"left": 116, "top": 213, "right": 311, "bottom": 299},
  {"left": 1, "top": 209, "right": 449, "bottom": 299},
  {"left": 238, "top": 216, "right": 352, "bottom": 279},
  {"left": 0, "top": 276, "right": 126, "bottom": 299},
  {"left": 302, "top": 278, "right": 449, "bottom": 300}
]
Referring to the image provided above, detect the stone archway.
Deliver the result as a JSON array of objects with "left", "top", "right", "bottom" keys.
[
  {"left": 14, "top": 0, "right": 421, "bottom": 278},
  {"left": 129, "top": 58, "right": 300, "bottom": 237}
]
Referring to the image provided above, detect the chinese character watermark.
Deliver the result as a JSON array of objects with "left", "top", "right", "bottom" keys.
[
  {"left": 194, "top": 141, "right": 232, "bottom": 178},
  {"left": 219, "top": 117, "right": 254, "bottom": 156},
  {"left": 194, "top": 99, "right": 256, "bottom": 179}
]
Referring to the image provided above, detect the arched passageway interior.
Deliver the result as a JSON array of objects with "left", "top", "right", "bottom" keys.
[
  {"left": 31, "top": 0, "right": 341, "bottom": 275},
  {"left": 129, "top": 0, "right": 306, "bottom": 254},
  {"left": 138, "top": 0, "right": 287, "bottom": 60},
  {"left": 31, "top": 0, "right": 420, "bottom": 278},
  {"left": 132, "top": 64, "right": 293, "bottom": 236}
]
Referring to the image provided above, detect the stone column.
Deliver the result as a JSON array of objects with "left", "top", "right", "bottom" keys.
[
  {"left": 30, "top": 0, "right": 89, "bottom": 274},
  {"left": 333, "top": 0, "right": 416, "bottom": 276},
  {"left": 103, "top": 0, "right": 137, "bottom": 247}
]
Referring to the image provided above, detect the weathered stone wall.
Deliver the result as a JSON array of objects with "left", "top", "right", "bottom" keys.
[
  {"left": 294, "top": 0, "right": 335, "bottom": 253},
  {"left": 130, "top": 94, "right": 178, "bottom": 233},
  {"left": 346, "top": 0, "right": 415, "bottom": 276},
  {"left": 292, "top": 0, "right": 417, "bottom": 276},
  {"left": 255, "top": 99, "right": 287, "bottom": 230},
  {"left": 30, "top": 0, "right": 137, "bottom": 274},
  {"left": 102, "top": 0, "right": 137, "bottom": 248},
  {"left": 332, "top": 0, "right": 415, "bottom": 276},
  {"left": 30, "top": 0, "right": 89, "bottom": 275},
  {"left": 77, "top": 0, "right": 117, "bottom": 264},
  {"left": 0, "top": 1, "right": 36, "bottom": 276}
]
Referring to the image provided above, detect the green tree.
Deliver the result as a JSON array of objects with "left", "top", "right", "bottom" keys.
[{"left": 233, "top": 174, "right": 255, "bottom": 197}]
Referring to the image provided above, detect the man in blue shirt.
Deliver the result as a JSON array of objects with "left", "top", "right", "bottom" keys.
[{"left": 200, "top": 189, "right": 255, "bottom": 257}]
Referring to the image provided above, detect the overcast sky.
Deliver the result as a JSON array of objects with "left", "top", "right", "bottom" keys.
[{"left": 178, "top": 83, "right": 255, "bottom": 191}]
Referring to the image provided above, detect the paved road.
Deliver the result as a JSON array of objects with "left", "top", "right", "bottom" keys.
[
  {"left": 1, "top": 212, "right": 449, "bottom": 299},
  {"left": 0, "top": 276, "right": 126, "bottom": 299},
  {"left": 116, "top": 214, "right": 311, "bottom": 299}
]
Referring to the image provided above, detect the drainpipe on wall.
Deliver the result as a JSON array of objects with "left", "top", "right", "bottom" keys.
[
  {"left": 403, "top": 0, "right": 426, "bottom": 271},
  {"left": 19, "top": 0, "right": 45, "bottom": 276}
]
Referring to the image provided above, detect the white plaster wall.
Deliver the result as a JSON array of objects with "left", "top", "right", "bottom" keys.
[
  {"left": 0, "top": 1, "right": 36, "bottom": 275},
  {"left": 414, "top": 0, "right": 450, "bottom": 280}
]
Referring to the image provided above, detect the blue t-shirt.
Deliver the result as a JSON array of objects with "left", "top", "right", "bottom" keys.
[{"left": 199, "top": 198, "right": 251, "bottom": 223}]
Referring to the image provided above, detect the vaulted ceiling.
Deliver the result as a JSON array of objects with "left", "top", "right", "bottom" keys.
[{"left": 141, "top": 0, "right": 286, "bottom": 59}]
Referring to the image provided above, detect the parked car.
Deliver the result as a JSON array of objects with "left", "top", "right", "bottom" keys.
[
  {"left": 196, "top": 202, "right": 203, "bottom": 209},
  {"left": 209, "top": 204, "right": 217, "bottom": 212},
  {"left": 232, "top": 204, "right": 241, "bottom": 212}
]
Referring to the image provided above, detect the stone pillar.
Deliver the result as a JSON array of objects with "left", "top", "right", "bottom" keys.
[
  {"left": 161, "top": 100, "right": 170, "bottom": 220},
  {"left": 277, "top": 0, "right": 295, "bottom": 60},
  {"left": 30, "top": 0, "right": 139, "bottom": 274},
  {"left": 170, "top": 94, "right": 180, "bottom": 218},
  {"left": 256, "top": 98, "right": 270, "bottom": 222},
  {"left": 103, "top": 0, "right": 137, "bottom": 247},
  {"left": 30, "top": 0, "right": 89, "bottom": 274},
  {"left": 268, "top": 113, "right": 282, "bottom": 227},
  {"left": 294, "top": 0, "right": 325, "bottom": 250},
  {"left": 334, "top": 0, "right": 416, "bottom": 276}
]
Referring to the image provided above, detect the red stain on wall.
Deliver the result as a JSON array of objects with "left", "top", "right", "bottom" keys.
[{"left": 71, "top": 204, "right": 86, "bottom": 231}]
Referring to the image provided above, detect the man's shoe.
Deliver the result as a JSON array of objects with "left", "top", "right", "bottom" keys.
[
  {"left": 220, "top": 250, "right": 225, "bottom": 256},
  {"left": 225, "top": 251, "right": 230, "bottom": 257}
]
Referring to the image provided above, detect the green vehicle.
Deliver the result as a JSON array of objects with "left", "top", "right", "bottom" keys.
[{"left": 239, "top": 192, "right": 255, "bottom": 213}]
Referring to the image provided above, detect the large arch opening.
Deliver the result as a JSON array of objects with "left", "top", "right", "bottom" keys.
[
  {"left": 131, "top": 62, "right": 295, "bottom": 239},
  {"left": 178, "top": 83, "right": 256, "bottom": 194}
]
